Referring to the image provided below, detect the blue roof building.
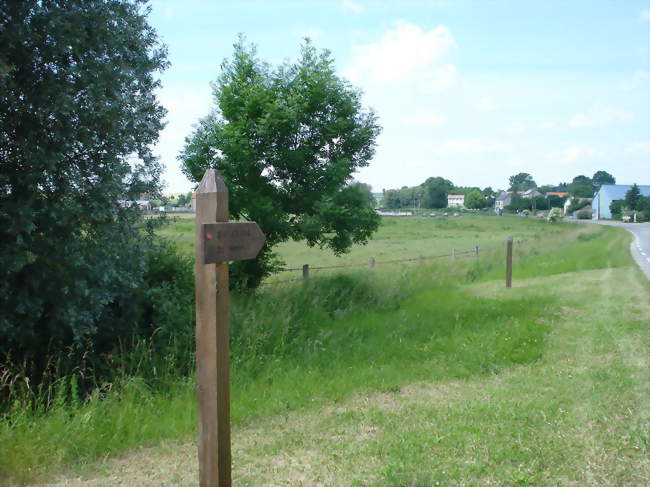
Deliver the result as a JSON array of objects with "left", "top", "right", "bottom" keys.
[{"left": 592, "top": 184, "right": 650, "bottom": 219}]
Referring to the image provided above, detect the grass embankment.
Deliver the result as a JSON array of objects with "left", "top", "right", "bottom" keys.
[{"left": 1, "top": 218, "right": 648, "bottom": 485}]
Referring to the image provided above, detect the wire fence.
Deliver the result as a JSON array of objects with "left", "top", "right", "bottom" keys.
[{"left": 261, "top": 242, "right": 523, "bottom": 286}]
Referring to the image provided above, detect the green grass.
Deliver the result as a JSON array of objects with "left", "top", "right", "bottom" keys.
[
  {"left": 1, "top": 216, "right": 648, "bottom": 485},
  {"left": 158, "top": 214, "right": 588, "bottom": 281}
]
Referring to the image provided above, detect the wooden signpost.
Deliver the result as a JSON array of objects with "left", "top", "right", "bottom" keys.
[{"left": 194, "top": 169, "right": 265, "bottom": 487}]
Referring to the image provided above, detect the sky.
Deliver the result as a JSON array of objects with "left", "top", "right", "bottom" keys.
[{"left": 147, "top": 0, "right": 650, "bottom": 194}]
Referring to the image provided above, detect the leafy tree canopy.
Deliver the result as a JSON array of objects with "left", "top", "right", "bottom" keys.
[
  {"left": 421, "top": 177, "right": 454, "bottom": 209},
  {"left": 465, "top": 189, "right": 487, "bottom": 209},
  {"left": 568, "top": 175, "right": 594, "bottom": 198},
  {"left": 179, "top": 37, "right": 381, "bottom": 288},
  {"left": 592, "top": 170, "right": 615, "bottom": 188},
  {"left": 610, "top": 199, "right": 625, "bottom": 218},
  {"left": 508, "top": 173, "right": 536, "bottom": 191},
  {"left": 0, "top": 1, "right": 168, "bottom": 365}
]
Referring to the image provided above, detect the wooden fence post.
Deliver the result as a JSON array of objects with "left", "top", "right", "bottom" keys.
[
  {"left": 505, "top": 237, "right": 513, "bottom": 288},
  {"left": 451, "top": 248, "right": 456, "bottom": 263},
  {"left": 369, "top": 257, "right": 375, "bottom": 268},
  {"left": 302, "top": 264, "right": 309, "bottom": 281},
  {"left": 195, "top": 170, "right": 231, "bottom": 487}
]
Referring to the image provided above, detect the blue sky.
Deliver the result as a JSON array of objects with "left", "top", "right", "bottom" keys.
[{"left": 148, "top": 0, "right": 650, "bottom": 194}]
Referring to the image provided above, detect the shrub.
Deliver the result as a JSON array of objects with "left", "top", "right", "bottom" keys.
[
  {"left": 547, "top": 208, "right": 563, "bottom": 222},
  {"left": 576, "top": 210, "right": 592, "bottom": 220},
  {"left": 609, "top": 200, "right": 625, "bottom": 219}
]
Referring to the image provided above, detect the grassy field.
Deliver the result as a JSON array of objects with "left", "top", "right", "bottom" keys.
[
  {"left": 158, "top": 214, "right": 577, "bottom": 278},
  {"left": 1, "top": 217, "right": 648, "bottom": 486}
]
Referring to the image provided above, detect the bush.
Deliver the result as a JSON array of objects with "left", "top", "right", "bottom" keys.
[
  {"left": 609, "top": 200, "right": 625, "bottom": 220},
  {"left": 1, "top": 240, "right": 196, "bottom": 400},
  {"left": 547, "top": 208, "right": 563, "bottom": 222},
  {"left": 576, "top": 210, "right": 592, "bottom": 220}
]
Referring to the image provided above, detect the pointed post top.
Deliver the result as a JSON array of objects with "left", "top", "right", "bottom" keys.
[{"left": 196, "top": 168, "right": 228, "bottom": 194}]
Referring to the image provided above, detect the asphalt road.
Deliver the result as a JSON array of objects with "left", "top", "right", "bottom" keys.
[{"left": 592, "top": 220, "right": 650, "bottom": 280}]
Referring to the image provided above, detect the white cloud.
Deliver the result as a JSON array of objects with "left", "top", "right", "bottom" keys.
[
  {"left": 476, "top": 96, "right": 497, "bottom": 112},
  {"left": 568, "top": 105, "right": 634, "bottom": 128},
  {"left": 342, "top": 0, "right": 365, "bottom": 14},
  {"left": 432, "top": 138, "right": 513, "bottom": 156},
  {"left": 400, "top": 110, "right": 446, "bottom": 127},
  {"left": 547, "top": 146, "right": 604, "bottom": 165},
  {"left": 617, "top": 70, "right": 650, "bottom": 90},
  {"left": 624, "top": 141, "right": 650, "bottom": 158},
  {"left": 640, "top": 8, "right": 650, "bottom": 22},
  {"left": 345, "top": 21, "right": 457, "bottom": 87}
]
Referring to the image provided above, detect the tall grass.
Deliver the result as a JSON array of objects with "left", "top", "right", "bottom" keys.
[{"left": 0, "top": 217, "right": 613, "bottom": 484}]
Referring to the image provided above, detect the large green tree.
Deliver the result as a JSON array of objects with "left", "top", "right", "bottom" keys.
[
  {"left": 421, "top": 177, "right": 454, "bottom": 208},
  {"left": 569, "top": 175, "right": 594, "bottom": 197},
  {"left": 592, "top": 170, "right": 615, "bottom": 189},
  {"left": 180, "top": 38, "right": 381, "bottom": 288},
  {"left": 508, "top": 173, "right": 536, "bottom": 191},
  {"left": 0, "top": 1, "right": 167, "bottom": 365},
  {"left": 465, "top": 189, "right": 487, "bottom": 209}
]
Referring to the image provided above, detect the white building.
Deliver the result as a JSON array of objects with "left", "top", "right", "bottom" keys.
[
  {"left": 494, "top": 192, "right": 512, "bottom": 211},
  {"left": 447, "top": 194, "right": 465, "bottom": 208}
]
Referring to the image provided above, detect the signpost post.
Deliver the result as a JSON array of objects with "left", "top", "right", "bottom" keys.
[{"left": 194, "top": 169, "right": 265, "bottom": 487}]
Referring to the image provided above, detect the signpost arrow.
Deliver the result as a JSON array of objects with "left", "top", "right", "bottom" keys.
[
  {"left": 203, "top": 222, "right": 265, "bottom": 264},
  {"left": 194, "top": 169, "right": 265, "bottom": 487}
]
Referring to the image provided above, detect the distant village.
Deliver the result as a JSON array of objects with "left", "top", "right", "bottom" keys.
[
  {"left": 120, "top": 172, "right": 650, "bottom": 222},
  {"left": 376, "top": 172, "right": 650, "bottom": 221}
]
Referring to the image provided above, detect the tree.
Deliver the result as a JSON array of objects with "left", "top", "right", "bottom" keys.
[
  {"left": 465, "top": 189, "right": 487, "bottom": 209},
  {"left": 421, "top": 177, "right": 454, "bottom": 208},
  {"left": 610, "top": 200, "right": 625, "bottom": 219},
  {"left": 568, "top": 175, "right": 594, "bottom": 198},
  {"left": 637, "top": 196, "right": 650, "bottom": 222},
  {"left": 625, "top": 183, "right": 641, "bottom": 210},
  {"left": 1, "top": 1, "right": 168, "bottom": 366},
  {"left": 177, "top": 193, "right": 188, "bottom": 207},
  {"left": 179, "top": 38, "right": 381, "bottom": 288},
  {"left": 508, "top": 173, "right": 536, "bottom": 191},
  {"left": 592, "top": 170, "right": 615, "bottom": 189},
  {"left": 383, "top": 189, "right": 402, "bottom": 209}
]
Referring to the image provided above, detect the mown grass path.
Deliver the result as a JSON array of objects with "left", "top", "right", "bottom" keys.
[{"left": 40, "top": 228, "right": 649, "bottom": 486}]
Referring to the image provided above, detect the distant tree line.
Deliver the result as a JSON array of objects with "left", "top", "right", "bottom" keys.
[
  {"left": 150, "top": 192, "right": 193, "bottom": 208},
  {"left": 382, "top": 170, "right": 616, "bottom": 210},
  {"left": 382, "top": 177, "right": 494, "bottom": 210}
]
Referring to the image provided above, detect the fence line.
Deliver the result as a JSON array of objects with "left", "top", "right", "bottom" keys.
[
  {"left": 259, "top": 241, "right": 528, "bottom": 286},
  {"left": 277, "top": 247, "right": 482, "bottom": 273}
]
